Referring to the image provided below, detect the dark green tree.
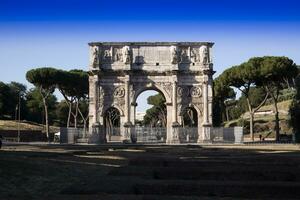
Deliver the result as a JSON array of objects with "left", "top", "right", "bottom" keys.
[
  {"left": 290, "top": 75, "right": 300, "bottom": 142},
  {"left": 218, "top": 60, "right": 269, "bottom": 140},
  {"left": 258, "top": 56, "right": 298, "bottom": 141},
  {"left": 213, "top": 77, "right": 236, "bottom": 126},
  {"left": 26, "top": 88, "right": 57, "bottom": 125},
  {"left": 56, "top": 70, "right": 78, "bottom": 127},
  {"left": 69, "top": 70, "right": 89, "bottom": 129},
  {"left": 237, "top": 86, "right": 266, "bottom": 115},
  {"left": 0, "top": 82, "right": 11, "bottom": 118},
  {"left": 55, "top": 100, "right": 70, "bottom": 126},
  {"left": 143, "top": 93, "right": 166, "bottom": 127},
  {"left": 26, "top": 67, "right": 58, "bottom": 140}
]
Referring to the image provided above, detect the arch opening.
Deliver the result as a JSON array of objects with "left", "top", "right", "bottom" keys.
[
  {"left": 133, "top": 89, "right": 167, "bottom": 143},
  {"left": 179, "top": 106, "right": 199, "bottom": 143},
  {"left": 104, "top": 107, "right": 121, "bottom": 141}
]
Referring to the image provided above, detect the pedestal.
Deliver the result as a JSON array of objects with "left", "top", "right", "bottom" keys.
[
  {"left": 198, "top": 124, "right": 212, "bottom": 143},
  {"left": 88, "top": 122, "right": 106, "bottom": 144},
  {"left": 167, "top": 122, "right": 180, "bottom": 144},
  {"left": 123, "top": 122, "right": 133, "bottom": 143}
]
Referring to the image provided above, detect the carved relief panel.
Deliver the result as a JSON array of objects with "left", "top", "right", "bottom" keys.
[
  {"left": 179, "top": 46, "right": 190, "bottom": 63},
  {"left": 101, "top": 47, "right": 112, "bottom": 63},
  {"left": 113, "top": 47, "right": 123, "bottom": 62}
]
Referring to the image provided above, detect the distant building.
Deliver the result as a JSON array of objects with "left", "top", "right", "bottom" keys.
[{"left": 136, "top": 112, "right": 146, "bottom": 121}]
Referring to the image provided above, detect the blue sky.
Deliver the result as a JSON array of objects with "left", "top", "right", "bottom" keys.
[{"left": 0, "top": 0, "right": 300, "bottom": 111}]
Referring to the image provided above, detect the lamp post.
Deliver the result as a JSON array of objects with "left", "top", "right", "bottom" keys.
[{"left": 17, "top": 92, "right": 21, "bottom": 143}]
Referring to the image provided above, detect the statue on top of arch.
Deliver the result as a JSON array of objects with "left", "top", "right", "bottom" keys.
[
  {"left": 123, "top": 46, "right": 131, "bottom": 64},
  {"left": 91, "top": 46, "right": 99, "bottom": 67},
  {"left": 199, "top": 45, "right": 209, "bottom": 64}
]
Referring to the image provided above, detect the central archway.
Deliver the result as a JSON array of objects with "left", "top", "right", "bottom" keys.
[{"left": 132, "top": 88, "right": 167, "bottom": 143}]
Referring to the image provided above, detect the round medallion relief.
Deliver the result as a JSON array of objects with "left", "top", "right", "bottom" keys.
[
  {"left": 177, "top": 86, "right": 188, "bottom": 97},
  {"left": 190, "top": 86, "right": 202, "bottom": 97},
  {"left": 113, "top": 87, "right": 125, "bottom": 97}
]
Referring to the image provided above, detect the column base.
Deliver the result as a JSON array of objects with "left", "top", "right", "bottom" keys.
[
  {"left": 167, "top": 122, "right": 180, "bottom": 144},
  {"left": 88, "top": 122, "right": 106, "bottom": 144},
  {"left": 197, "top": 124, "right": 212, "bottom": 143},
  {"left": 123, "top": 122, "right": 135, "bottom": 143}
]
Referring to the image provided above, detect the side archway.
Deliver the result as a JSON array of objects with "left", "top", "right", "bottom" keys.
[{"left": 103, "top": 107, "right": 121, "bottom": 141}]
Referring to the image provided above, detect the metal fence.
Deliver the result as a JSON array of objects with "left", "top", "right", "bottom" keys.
[
  {"left": 178, "top": 127, "right": 198, "bottom": 143},
  {"left": 210, "top": 127, "right": 243, "bottom": 144},
  {"left": 59, "top": 127, "right": 87, "bottom": 144},
  {"left": 59, "top": 126, "right": 243, "bottom": 144},
  {"left": 132, "top": 127, "right": 166, "bottom": 143}
]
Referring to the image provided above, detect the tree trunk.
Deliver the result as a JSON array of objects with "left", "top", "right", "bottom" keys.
[
  {"left": 274, "top": 102, "right": 280, "bottom": 141},
  {"left": 249, "top": 112, "right": 254, "bottom": 141},
  {"left": 42, "top": 97, "right": 49, "bottom": 141},
  {"left": 74, "top": 101, "right": 79, "bottom": 128},
  {"left": 67, "top": 102, "right": 72, "bottom": 128},
  {"left": 78, "top": 107, "right": 87, "bottom": 137},
  {"left": 225, "top": 106, "right": 229, "bottom": 121},
  {"left": 266, "top": 85, "right": 280, "bottom": 142},
  {"left": 59, "top": 91, "right": 74, "bottom": 128},
  {"left": 246, "top": 98, "right": 254, "bottom": 141},
  {"left": 270, "top": 91, "right": 280, "bottom": 141}
]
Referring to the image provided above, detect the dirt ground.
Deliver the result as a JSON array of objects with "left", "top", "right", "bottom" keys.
[{"left": 1, "top": 143, "right": 300, "bottom": 200}]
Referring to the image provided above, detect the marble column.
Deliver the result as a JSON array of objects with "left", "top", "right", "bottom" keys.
[
  {"left": 168, "top": 75, "right": 180, "bottom": 144},
  {"left": 203, "top": 79, "right": 209, "bottom": 125},
  {"left": 93, "top": 75, "right": 99, "bottom": 124},
  {"left": 199, "top": 76, "right": 211, "bottom": 143},
  {"left": 123, "top": 75, "right": 132, "bottom": 141},
  {"left": 172, "top": 80, "right": 178, "bottom": 124},
  {"left": 124, "top": 76, "right": 130, "bottom": 123},
  {"left": 88, "top": 75, "right": 106, "bottom": 144}
]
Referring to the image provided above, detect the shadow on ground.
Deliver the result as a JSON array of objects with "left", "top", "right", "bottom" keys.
[{"left": 1, "top": 144, "right": 300, "bottom": 199}]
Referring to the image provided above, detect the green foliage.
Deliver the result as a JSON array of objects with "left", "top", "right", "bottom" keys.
[
  {"left": 289, "top": 76, "right": 300, "bottom": 142},
  {"left": 143, "top": 93, "right": 166, "bottom": 127},
  {"left": 216, "top": 56, "right": 297, "bottom": 141},
  {"left": 0, "top": 82, "right": 11, "bottom": 118},
  {"left": 0, "top": 81, "right": 27, "bottom": 120},
  {"left": 213, "top": 77, "right": 236, "bottom": 126},
  {"left": 26, "top": 67, "right": 59, "bottom": 94},
  {"left": 147, "top": 93, "right": 166, "bottom": 106},
  {"left": 238, "top": 87, "right": 266, "bottom": 113},
  {"left": 26, "top": 88, "right": 57, "bottom": 124},
  {"left": 55, "top": 100, "right": 69, "bottom": 126}
]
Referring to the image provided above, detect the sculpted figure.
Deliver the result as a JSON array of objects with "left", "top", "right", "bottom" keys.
[
  {"left": 191, "top": 48, "right": 199, "bottom": 63},
  {"left": 123, "top": 46, "right": 131, "bottom": 64},
  {"left": 180, "top": 49, "right": 189, "bottom": 63},
  {"left": 103, "top": 49, "right": 111, "bottom": 61},
  {"left": 199, "top": 45, "right": 209, "bottom": 64},
  {"left": 114, "top": 48, "right": 123, "bottom": 62},
  {"left": 91, "top": 46, "right": 99, "bottom": 67},
  {"left": 170, "top": 46, "right": 178, "bottom": 64}
]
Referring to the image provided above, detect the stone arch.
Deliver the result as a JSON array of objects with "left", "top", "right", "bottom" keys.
[
  {"left": 103, "top": 106, "right": 122, "bottom": 141},
  {"left": 88, "top": 42, "right": 214, "bottom": 144},
  {"left": 101, "top": 104, "right": 124, "bottom": 117},
  {"left": 132, "top": 83, "right": 171, "bottom": 105}
]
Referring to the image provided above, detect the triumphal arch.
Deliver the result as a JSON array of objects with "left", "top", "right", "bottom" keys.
[{"left": 88, "top": 42, "right": 214, "bottom": 144}]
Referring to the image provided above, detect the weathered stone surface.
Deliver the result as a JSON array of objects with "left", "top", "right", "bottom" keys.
[{"left": 88, "top": 42, "right": 214, "bottom": 143}]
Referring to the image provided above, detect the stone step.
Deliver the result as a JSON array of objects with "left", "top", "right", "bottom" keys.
[
  {"left": 109, "top": 166, "right": 298, "bottom": 181},
  {"left": 132, "top": 180, "right": 300, "bottom": 198},
  {"left": 128, "top": 158, "right": 298, "bottom": 168},
  {"left": 76, "top": 138, "right": 88, "bottom": 143}
]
